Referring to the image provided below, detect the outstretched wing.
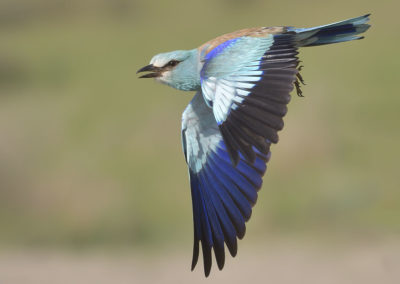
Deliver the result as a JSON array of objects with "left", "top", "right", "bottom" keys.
[
  {"left": 182, "top": 92, "right": 271, "bottom": 276},
  {"left": 200, "top": 29, "right": 300, "bottom": 165},
  {"left": 183, "top": 15, "right": 370, "bottom": 277}
]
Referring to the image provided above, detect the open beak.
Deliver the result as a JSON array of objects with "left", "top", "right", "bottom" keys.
[{"left": 137, "top": 64, "right": 162, "bottom": 78}]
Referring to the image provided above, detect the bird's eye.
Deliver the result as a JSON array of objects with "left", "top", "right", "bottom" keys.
[{"left": 166, "top": 60, "right": 180, "bottom": 67}]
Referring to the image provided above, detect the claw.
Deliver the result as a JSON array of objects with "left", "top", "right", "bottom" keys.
[
  {"left": 294, "top": 80, "right": 303, "bottom": 97},
  {"left": 294, "top": 65, "right": 305, "bottom": 97},
  {"left": 296, "top": 70, "right": 305, "bottom": 85}
]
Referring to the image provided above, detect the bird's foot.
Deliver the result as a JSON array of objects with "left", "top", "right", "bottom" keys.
[{"left": 295, "top": 65, "right": 305, "bottom": 97}]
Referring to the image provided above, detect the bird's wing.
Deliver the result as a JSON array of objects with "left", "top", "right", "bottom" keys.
[
  {"left": 182, "top": 92, "right": 270, "bottom": 276},
  {"left": 199, "top": 28, "right": 300, "bottom": 165}
]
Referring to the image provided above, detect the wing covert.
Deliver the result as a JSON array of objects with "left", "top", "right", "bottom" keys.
[{"left": 200, "top": 32, "right": 301, "bottom": 165}]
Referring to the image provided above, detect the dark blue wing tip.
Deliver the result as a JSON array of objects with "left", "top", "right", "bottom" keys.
[{"left": 189, "top": 146, "right": 266, "bottom": 276}]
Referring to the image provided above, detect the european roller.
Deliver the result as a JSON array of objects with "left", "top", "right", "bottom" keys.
[{"left": 137, "top": 14, "right": 370, "bottom": 276}]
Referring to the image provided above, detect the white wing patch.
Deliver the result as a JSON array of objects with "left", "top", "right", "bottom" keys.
[{"left": 201, "top": 71, "right": 263, "bottom": 124}]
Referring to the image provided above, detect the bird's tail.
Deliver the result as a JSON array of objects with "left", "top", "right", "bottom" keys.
[{"left": 289, "top": 14, "right": 371, "bottom": 47}]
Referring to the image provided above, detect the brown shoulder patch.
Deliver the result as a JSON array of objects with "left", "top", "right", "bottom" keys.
[{"left": 198, "top": 26, "right": 286, "bottom": 56}]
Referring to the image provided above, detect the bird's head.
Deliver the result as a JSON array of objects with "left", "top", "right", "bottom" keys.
[{"left": 137, "top": 49, "right": 200, "bottom": 91}]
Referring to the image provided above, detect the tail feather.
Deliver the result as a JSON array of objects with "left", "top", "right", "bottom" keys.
[{"left": 289, "top": 14, "right": 371, "bottom": 47}]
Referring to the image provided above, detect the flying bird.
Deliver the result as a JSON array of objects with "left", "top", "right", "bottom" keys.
[{"left": 137, "top": 14, "right": 370, "bottom": 276}]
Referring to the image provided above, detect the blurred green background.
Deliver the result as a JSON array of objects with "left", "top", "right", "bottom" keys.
[{"left": 0, "top": 0, "right": 399, "bottom": 282}]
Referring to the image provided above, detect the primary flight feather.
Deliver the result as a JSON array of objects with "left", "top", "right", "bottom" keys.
[{"left": 137, "top": 14, "right": 370, "bottom": 276}]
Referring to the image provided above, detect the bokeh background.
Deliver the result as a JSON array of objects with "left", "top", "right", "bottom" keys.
[{"left": 0, "top": 0, "right": 399, "bottom": 283}]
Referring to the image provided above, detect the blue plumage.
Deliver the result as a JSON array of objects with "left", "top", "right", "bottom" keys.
[
  {"left": 204, "top": 38, "right": 240, "bottom": 61},
  {"left": 189, "top": 132, "right": 268, "bottom": 275},
  {"left": 138, "top": 14, "right": 371, "bottom": 277},
  {"left": 289, "top": 14, "right": 370, "bottom": 46}
]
